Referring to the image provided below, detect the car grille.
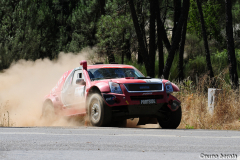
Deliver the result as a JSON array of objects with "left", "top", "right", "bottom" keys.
[
  {"left": 124, "top": 83, "right": 163, "bottom": 92},
  {"left": 130, "top": 95, "right": 164, "bottom": 101}
]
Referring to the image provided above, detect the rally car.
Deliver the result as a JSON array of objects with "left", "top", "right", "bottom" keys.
[{"left": 42, "top": 60, "right": 182, "bottom": 129}]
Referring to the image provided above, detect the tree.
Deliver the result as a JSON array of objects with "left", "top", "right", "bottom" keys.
[
  {"left": 136, "top": 0, "right": 147, "bottom": 64},
  {"left": 178, "top": 15, "right": 188, "bottom": 81},
  {"left": 172, "top": 0, "right": 181, "bottom": 43},
  {"left": 96, "top": 0, "right": 133, "bottom": 64},
  {"left": 0, "top": 0, "right": 102, "bottom": 70},
  {"left": 225, "top": 0, "right": 239, "bottom": 88},
  {"left": 155, "top": 0, "right": 164, "bottom": 78},
  {"left": 188, "top": 0, "right": 223, "bottom": 44},
  {"left": 129, "top": 0, "right": 153, "bottom": 77},
  {"left": 148, "top": 0, "right": 156, "bottom": 77},
  {"left": 196, "top": 0, "right": 214, "bottom": 79},
  {"left": 163, "top": 0, "right": 190, "bottom": 79}
]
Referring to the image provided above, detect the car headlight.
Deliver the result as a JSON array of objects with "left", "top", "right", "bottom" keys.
[
  {"left": 109, "top": 82, "right": 123, "bottom": 94},
  {"left": 165, "top": 81, "right": 173, "bottom": 93}
]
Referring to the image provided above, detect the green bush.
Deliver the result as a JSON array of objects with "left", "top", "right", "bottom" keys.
[{"left": 184, "top": 56, "right": 207, "bottom": 79}]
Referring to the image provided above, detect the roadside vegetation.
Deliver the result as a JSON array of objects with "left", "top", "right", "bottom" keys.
[
  {"left": 0, "top": 102, "right": 13, "bottom": 127},
  {"left": 177, "top": 78, "right": 240, "bottom": 130}
]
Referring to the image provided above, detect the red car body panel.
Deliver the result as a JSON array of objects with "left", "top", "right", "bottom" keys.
[
  {"left": 89, "top": 81, "right": 111, "bottom": 92},
  {"left": 45, "top": 70, "right": 73, "bottom": 114},
  {"left": 44, "top": 62, "right": 181, "bottom": 119}
]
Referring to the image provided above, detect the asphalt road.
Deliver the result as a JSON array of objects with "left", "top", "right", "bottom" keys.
[{"left": 0, "top": 127, "right": 240, "bottom": 160}]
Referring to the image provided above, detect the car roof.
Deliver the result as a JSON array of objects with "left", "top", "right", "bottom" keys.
[{"left": 87, "top": 64, "right": 135, "bottom": 69}]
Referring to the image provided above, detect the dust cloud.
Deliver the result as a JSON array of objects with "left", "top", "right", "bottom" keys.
[{"left": 0, "top": 50, "right": 91, "bottom": 127}]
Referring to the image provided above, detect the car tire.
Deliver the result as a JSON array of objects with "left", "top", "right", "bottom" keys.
[
  {"left": 158, "top": 106, "right": 182, "bottom": 129},
  {"left": 88, "top": 93, "right": 112, "bottom": 127},
  {"left": 41, "top": 101, "right": 57, "bottom": 121}
]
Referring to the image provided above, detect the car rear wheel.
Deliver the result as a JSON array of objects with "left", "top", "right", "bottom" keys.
[
  {"left": 41, "top": 101, "right": 57, "bottom": 121},
  {"left": 158, "top": 106, "right": 182, "bottom": 129},
  {"left": 88, "top": 93, "right": 112, "bottom": 127}
]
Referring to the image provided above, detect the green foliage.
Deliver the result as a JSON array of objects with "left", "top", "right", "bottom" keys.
[
  {"left": 114, "top": 48, "right": 240, "bottom": 87},
  {"left": 184, "top": 34, "right": 204, "bottom": 59},
  {"left": 185, "top": 124, "right": 194, "bottom": 129},
  {"left": 212, "top": 49, "right": 240, "bottom": 80},
  {"left": 168, "top": 53, "right": 180, "bottom": 80},
  {"left": 183, "top": 49, "right": 240, "bottom": 84},
  {"left": 66, "top": 0, "right": 100, "bottom": 52},
  {"left": 188, "top": 0, "right": 223, "bottom": 42},
  {"left": 182, "top": 79, "right": 194, "bottom": 92},
  {"left": 232, "top": 1, "right": 240, "bottom": 49},
  {"left": 184, "top": 56, "right": 207, "bottom": 78},
  {"left": 114, "top": 54, "right": 147, "bottom": 76},
  {"left": 96, "top": 0, "right": 133, "bottom": 54},
  {"left": 0, "top": 0, "right": 101, "bottom": 70},
  {"left": 232, "top": 1, "right": 240, "bottom": 26},
  {"left": 0, "top": 0, "right": 239, "bottom": 88}
]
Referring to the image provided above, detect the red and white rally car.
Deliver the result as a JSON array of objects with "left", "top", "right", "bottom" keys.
[{"left": 42, "top": 60, "right": 182, "bottom": 129}]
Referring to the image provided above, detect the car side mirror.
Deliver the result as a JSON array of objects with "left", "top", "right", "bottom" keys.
[{"left": 76, "top": 78, "right": 86, "bottom": 85}]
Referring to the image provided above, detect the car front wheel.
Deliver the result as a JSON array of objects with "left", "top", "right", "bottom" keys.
[
  {"left": 88, "top": 93, "right": 112, "bottom": 127},
  {"left": 158, "top": 106, "right": 182, "bottom": 129}
]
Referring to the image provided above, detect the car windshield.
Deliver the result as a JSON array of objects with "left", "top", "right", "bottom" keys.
[{"left": 88, "top": 68, "right": 145, "bottom": 81}]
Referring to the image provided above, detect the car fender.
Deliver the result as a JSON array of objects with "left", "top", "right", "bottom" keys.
[
  {"left": 90, "top": 82, "right": 110, "bottom": 93},
  {"left": 85, "top": 82, "right": 110, "bottom": 101},
  {"left": 171, "top": 82, "right": 180, "bottom": 92}
]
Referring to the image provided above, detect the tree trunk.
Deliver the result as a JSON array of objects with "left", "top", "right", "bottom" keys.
[
  {"left": 137, "top": 0, "right": 148, "bottom": 63},
  {"left": 125, "top": 39, "right": 131, "bottom": 61},
  {"left": 178, "top": 18, "right": 187, "bottom": 81},
  {"left": 122, "top": 51, "right": 124, "bottom": 64},
  {"left": 99, "top": 0, "right": 105, "bottom": 15},
  {"left": 154, "top": 3, "right": 171, "bottom": 54},
  {"left": 163, "top": 0, "right": 190, "bottom": 79},
  {"left": 161, "top": 22, "right": 171, "bottom": 54},
  {"left": 225, "top": 0, "right": 239, "bottom": 88},
  {"left": 156, "top": 0, "right": 164, "bottom": 78},
  {"left": 138, "top": 49, "right": 143, "bottom": 64},
  {"left": 148, "top": 0, "right": 156, "bottom": 78},
  {"left": 129, "top": 0, "right": 151, "bottom": 76},
  {"left": 122, "top": 32, "right": 125, "bottom": 64},
  {"left": 107, "top": 49, "right": 115, "bottom": 63},
  {"left": 172, "top": 0, "right": 181, "bottom": 43},
  {"left": 124, "top": 1, "right": 131, "bottom": 62},
  {"left": 196, "top": 0, "right": 214, "bottom": 79}
]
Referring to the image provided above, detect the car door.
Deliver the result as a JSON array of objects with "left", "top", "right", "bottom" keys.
[
  {"left": 71, "top": 69, "right": 86, "bottom": 105},
  {"left": 61, "top": 69, "right": 86, "bottom": 115}
]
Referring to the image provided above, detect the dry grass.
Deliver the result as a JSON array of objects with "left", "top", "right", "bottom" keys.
[
  {"left": 0, "top": 102, "right": 14, "bottom": 127},
  {"left": 177, "top": 75, "right": 240, "bottom": 130}
]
